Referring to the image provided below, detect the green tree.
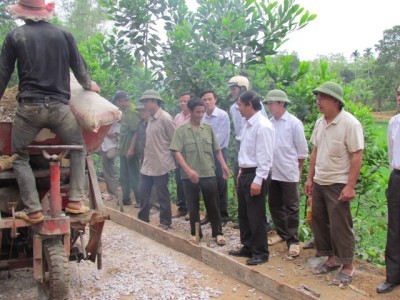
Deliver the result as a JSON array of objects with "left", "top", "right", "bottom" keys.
[
  {"left": 162, "top": 0, "right": 316, "bottom": 101},
  {"left": 57, "top": 0, "right": 107, "bottom": 44},
  {"left": 351, "top": 49, "right": 360, "bottom": 62},
  {"left": 0, "top": 0, "right": 16, "bottom": 42},
  {"left": 373, "top": 25, "right": 400, "bottom": 110},
  {"left": 98, "top": 0, "right": 169, "bottom": 70},
  {"left": 78, "top": 33, "right": 153, "bottom": 100},
  {"left": 363, "top": 47, "right": 373, "bottom": 58},
  {"left": 0, "top": 0, "right": 18, "bottom": 88},
  {"left": 317, "top": 53, "right": 354, "bottom": 83}
]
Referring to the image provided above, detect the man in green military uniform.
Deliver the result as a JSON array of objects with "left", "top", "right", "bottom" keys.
[
  {"left": 114, "top": 90, "right": 140, "bottom": 205},
  {"left": 170, "top": 98, "right": 230, "bottom": 245}
]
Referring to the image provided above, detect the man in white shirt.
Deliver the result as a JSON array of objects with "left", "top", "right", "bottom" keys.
[
  {"left": 263, "top": 90, "right": 308, "bottom": 257},
  {"left": 172, "top": 92, "right": 192, "bottom": 218},
  {"left": 377, "top": 85, "right": 400, "bottom": 294},
  {"left": 201, "top": 90, "right": 231, "bottom": 226},
  {"left": 228, "top": 76, "right": 268, "bottom": 182},
  {"left": 228, "top": 91, "right": 275, "bottom": 265}
]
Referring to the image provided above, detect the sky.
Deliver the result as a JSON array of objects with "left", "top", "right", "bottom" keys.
[
  {"left": 186, "top": 0, "right": 400, "bottom": 61},
  {"left": 279, "top": 0, "right": 400, "bottom": 60}
]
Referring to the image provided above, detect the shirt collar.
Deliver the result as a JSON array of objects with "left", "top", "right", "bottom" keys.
[
  {"left": 280, "top": 110, "right": 289, "bottom": 120},
  {"left": 272, "top": 110, "right": 289, "bottom": 122},
  {"left": 188, "top": 122, "right": 206, "bottom": 130},
  {"left": 247, "top": 110, "right": 262, "bottom": 126},
  {"left": 180, "top": 111, "right": 191, "bottom": 119},
  {"left": 206, "top": 107, "right": 219, "bottom": 118},
  {"left": 329, "top": 109, "right": 345, "bottom": 125},
  {"left": 152, "top": 107, "right": 162, "bottom": 120}
]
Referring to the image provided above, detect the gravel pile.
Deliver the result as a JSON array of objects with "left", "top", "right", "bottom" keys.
[
  {"left": 0, "top": 86, "right": 17, "bottom": 122},
  {"left": 0, "top": 220, "right": 269, "bottom": 299},
  {"left": 69, "top": 222, "right": 224, "bottom": 300}
]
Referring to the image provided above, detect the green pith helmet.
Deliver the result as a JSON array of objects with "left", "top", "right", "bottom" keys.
[
  {"left": 263, "top": 89, "right": 292, "bottom": 104},
  {"left": 139, "top": 89, "right": 164, "bottom": 103},
  {"left": 312, "top": 81, "right": 344, "bottom": 104}
]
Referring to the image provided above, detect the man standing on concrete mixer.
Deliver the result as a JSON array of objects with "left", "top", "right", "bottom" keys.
[{"left": 0, "top": 0, "right": 100, "bottom": 223}]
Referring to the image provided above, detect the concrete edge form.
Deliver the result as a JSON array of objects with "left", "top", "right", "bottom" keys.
[{"left": 105, "top": 207, "right": 316, "bottom": 300}]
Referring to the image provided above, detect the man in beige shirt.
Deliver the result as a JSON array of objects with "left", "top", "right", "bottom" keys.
[
  {"left": 304, "top": 82, "right": 364, "bottom": 286},
  {"left": 138, "top": 90, "right": 176, "bottom": 229}
]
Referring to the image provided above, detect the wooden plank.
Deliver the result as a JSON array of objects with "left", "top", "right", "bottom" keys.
[
  {"left": 105, "top": 207, "right": 202, "bottom": 261},
  {"left": 201, "top": 247, "right": 316, "bottom": 300},
  {"left": 86, "top": 156, "right": 105, "bottom": 213}
]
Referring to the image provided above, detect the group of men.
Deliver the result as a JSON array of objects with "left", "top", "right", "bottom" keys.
[{"left": 2, "top": 0, "right": 400, "bottom": 294}]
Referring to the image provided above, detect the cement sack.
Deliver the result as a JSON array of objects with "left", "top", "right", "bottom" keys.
[{"left": 69, "top": 75, "right": 122, "bottom": 131}]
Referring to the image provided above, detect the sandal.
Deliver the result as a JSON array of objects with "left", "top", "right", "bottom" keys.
[
  {"left": 216, "top": 235, "right": 226, "bottom": 246},
  {"left": 288, "top": 244, "right": 300, "bottom": 257},
  {"left": 15, "top": 211, "right": 44, "bottom": 224},
  {"left": 302, "top": 240, "right": 315, "bottom": 249},
  {"left": 312, "top": 262, "right": 341, "bottom": 275},
  {"left": 188, "top": 236, "right": 201, "bottom": 245},
  {"left": 331, "top": 270, "right": 355, "bottom": 286},
  {"left": 268, "top": 235, "right": 284, "bottom": 246},
  {"left": 65, "top": 205, "right": 90, "bottom": 214}
]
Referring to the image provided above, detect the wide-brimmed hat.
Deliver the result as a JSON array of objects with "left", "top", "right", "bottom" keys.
[
  {"left": 7, "top": 0, "right": 56, "bottom": 21},
  {"left": 263, "top": 89, "right": 292, "bottom": 104},
  {"left": 312, "top": 81, "right": 344, "bottom": 104},
  {"left": 139, "top": 90, "right": 164, "bottom": 103}
]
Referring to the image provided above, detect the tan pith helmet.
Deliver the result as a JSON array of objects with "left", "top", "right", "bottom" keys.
[{"left": 228, "top": 76, "right": 250, "bottom": 90}]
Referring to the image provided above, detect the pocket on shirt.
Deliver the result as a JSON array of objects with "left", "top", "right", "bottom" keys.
[
  {"left": 203, "top": 138, "right": 213, "bottom": 154},
  {"left": 280, "top": 130, "right": 293, "bottom": 147},
  {"left": 328, "top": 139, "right": 346, "bottom": 157},
  {"left": 184, "top": 139, "right": 197, "bottom": 152}
]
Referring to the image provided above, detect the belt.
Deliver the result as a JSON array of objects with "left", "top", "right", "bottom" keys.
[
  {"left": 393, "top": 169, "right": 400, "bottom": 175},
  {"left": 240, "top": 167, "right": 257, "bottom": 174},
  {"left": 17, "top": 96, "right": 67, "bottom": 105}
]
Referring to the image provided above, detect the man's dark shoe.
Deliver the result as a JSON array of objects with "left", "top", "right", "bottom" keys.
[
  {"left": 200, "top": 216, "right": 209, "bottom": 225},
  {"left": 246, "top": 256, "right": 268, "bottom": 265},
  {"left": 172, "top": 210, "right": 188, "bottom": 218},
  {"left": 228, "top": 247, "right": 252, "bottom": 258},
  {"left": 158, "top": 224, "right": 173, "bottom": 230},
  {"left": 377, "top": 282, "right": 397, "bottom": 293}
]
